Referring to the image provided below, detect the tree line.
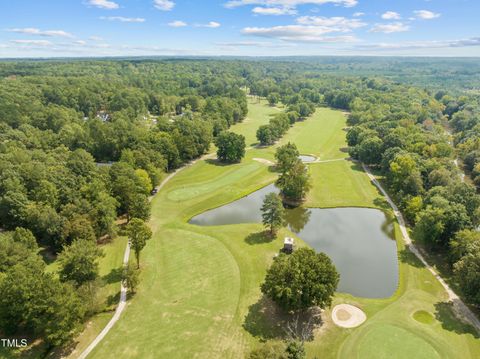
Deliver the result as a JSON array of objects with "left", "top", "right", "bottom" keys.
[{"left": 0, "top": 60, "right": 249, "bottom": 351}]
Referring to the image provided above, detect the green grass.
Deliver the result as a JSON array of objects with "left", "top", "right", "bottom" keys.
[
  {"left": 88, "top": 101, "right": 480, "bottom": 359},
  {"left": 231, "top": 97, "right": 281, "bottom": 146},
  {"left": 306, "top": 161, "right": 384, "bottom": 208},
  {"left": 277, "top": 107, "right": 348, "bottom": 161}
]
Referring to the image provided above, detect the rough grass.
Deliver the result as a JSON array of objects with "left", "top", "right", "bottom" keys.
[{"left": 88, "top": 101, "right": 480, "bottom": 359}]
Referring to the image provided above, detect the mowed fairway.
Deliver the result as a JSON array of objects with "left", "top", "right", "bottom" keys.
[{"left": 89, "top": 101, "right": 480, "bottom": 359}]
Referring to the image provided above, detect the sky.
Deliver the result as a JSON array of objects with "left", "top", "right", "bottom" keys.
[{"left": 0, "top": 0, "right": 479, "bottom": 58}]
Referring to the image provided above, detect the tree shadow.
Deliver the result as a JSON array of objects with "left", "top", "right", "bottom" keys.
[
  {"left": 340, "top": 147, "right": 350, "bottom": 153},
  {"left": 106, "top": 292, "right": 121, "bottom": 307},
  {"left": 205, "top": 158, "right": 232, "bottom": 167},
  {"left": 45, "top": 340, "right": 78, "bottom": 359},
  {"left": 39, "top": 248, "right": 57, "bottom": 265},
  {"left": 245, "top": 231, "right": 276, "bottom": 245},
  {"left": 102, "top": 267, "right": 123, "bottom": 285},
  {"left": 268, "top": 165, "right": 279, "bottom": 173},
  {"left": 434, "top": 301, "right": 479, "bottom": 338},
  {"left": 373, "top": 197, "right": 390, "bottom": 212},
  {"left": 399, "top": 247, "right": 424, "bottom": 268},
  {"left": 243, "top": 296, "right": 323, "bottom": 341},
  {"left": 349, "top": 161, "right": 365, "bottom": 174}
]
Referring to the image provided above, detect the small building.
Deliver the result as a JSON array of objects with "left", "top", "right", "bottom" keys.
[{"left": 283, "top": 237, "right": 295, "bottom": 254}]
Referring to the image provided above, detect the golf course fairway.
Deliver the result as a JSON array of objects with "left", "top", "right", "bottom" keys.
[{"left": 88, "top": 98, "right": 480, "bottom": 359}]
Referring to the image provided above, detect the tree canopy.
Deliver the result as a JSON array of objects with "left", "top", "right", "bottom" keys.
[
  {"left": 261, "top": 248, "right": 339, "bottom": 311},
  {"left": 215, "top": 131, "right": 246, "bottom": 163}
]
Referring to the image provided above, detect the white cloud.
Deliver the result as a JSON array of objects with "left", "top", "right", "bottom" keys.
[
  {"left": 252, "top": 6, "right": 297, "bottom": 15},
  {"left": 87, "top": 0, "right": 119, "bottom": 10},
  {"left": 370, "top": 22, "right": 409, "bottom": 33},
  {"left": 225, "top": 0, "right": 358, "bottom": 9},
  {"left": 74, "top": 40, "right": 87, "bottom": 45},
  {"left": 381, "top": 11, "right": 401, "bottom": 20},
  {"left": 196, "top": 22, "right": 221, "bottom": 28},
  {"left": 89, "top": 36, "right": 103, "bottom": 41},
  {"left": 353, "top": 12, "right": 364, "bottom": 17},
  {"left": 10, "top": 39, "right": 53, "bottom": 46},
  {"left": 7, "top": 28, "right": 73, "bottom": 38},
  {"left": 168, "top": 20, "right": 187, "bottom": 27},
  {"left": 153, "top": 0, "right": 175, "bottom": 11},
  {"left": 242, "top": 25, "right": 357, "bottom": 42},
  {"left": 100, "top": 16, "right": 146, "bottom": 22},
  {"left": 414, "top": 10, "right": 440, "bottom": 20},
  {"left": 296, "top": 16, "right": 367, "bottom": 31}
]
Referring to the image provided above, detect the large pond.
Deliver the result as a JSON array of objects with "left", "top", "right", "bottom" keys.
[{"left": 189, "top": 184, "right": 399, "bottom": 298}]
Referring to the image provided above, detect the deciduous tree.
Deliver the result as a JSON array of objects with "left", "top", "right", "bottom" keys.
[
  {"left": 127, "top": 218, "right": 152, "bottom": 269},
  {"left": 261, "top": 248, "right": 339, "bottom": 311},
  {"left": 261, "top": 192, "right": 285, "bottom": 236}
]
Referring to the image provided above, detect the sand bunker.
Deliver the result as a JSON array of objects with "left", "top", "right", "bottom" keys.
[{"left": 332, "top": 304, "right": 366, "bottom": 328}]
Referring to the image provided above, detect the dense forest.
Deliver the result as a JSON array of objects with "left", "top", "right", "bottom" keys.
[{"left": 1, "top": 58, "right": 479, "bottom": 352}]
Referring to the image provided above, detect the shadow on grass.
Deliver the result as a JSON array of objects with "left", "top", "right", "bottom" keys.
[
  {"left": 106, "top": 291, "right": 121, "bottom": 307},
  {"left": 205, "top": 158, "right": 237, "bottom": 167},
  {"left": 243, "top": 296, "right": 323, "bottom": 341},
  {"left": 434, "top": 301, "right": 479, "bottom": 338},
  {"left": 102, "top": 267, "right": 123, "bottom": 285},
  {"left": 245, "top": 231, "right": 276, "bottom": 245},
  {"left": 44, "top": 340, "right": 78, "bottom": 359},
  {"left": 373, "top": 197, "right": 390, "bottom": 212},
  {"left": 39, "top": 248, "right": 57, "bottom": 265},
  {"left": 399, "top": 248, "right": 424, "bottom": 268}
]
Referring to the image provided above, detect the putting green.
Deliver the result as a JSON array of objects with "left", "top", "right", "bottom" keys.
[{"left": 355, "top": 324, "right": 440, "bottom": 359}]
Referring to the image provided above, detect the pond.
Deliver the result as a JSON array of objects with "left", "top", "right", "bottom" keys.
[
  {"left": 299, "top": 155, "right": 317, "bottom": 163},
  {"left": 189, "top": 184, "right": 399, "bottom": 298}
]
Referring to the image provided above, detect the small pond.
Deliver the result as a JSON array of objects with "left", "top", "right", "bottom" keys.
[
  {"left": 189, "top": 184, "right": 398, "bottom": 298},
  {"left": 299, "top": 155, "right": 317, "bottom": 163}
]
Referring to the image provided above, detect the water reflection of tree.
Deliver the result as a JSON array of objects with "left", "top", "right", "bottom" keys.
[
  {"left": 380, "top": 211, "right": 395, "bottom": 239},
  {"left": 284, "top": 207, "right": 311, "bottom": 233}
]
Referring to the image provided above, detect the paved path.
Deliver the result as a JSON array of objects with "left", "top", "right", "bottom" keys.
[
  {"left": 362, "top": 163, "right": 480, "bottom": 334},
  {"left": 77, "top": 155, "right": 211, "bottom": 359}
]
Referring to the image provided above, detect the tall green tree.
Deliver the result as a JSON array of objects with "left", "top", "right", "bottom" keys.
[
  {"left": 127, "top": 218, "right": 152, "bottom": 269},
  {"left": 454, "top": 249, "right": 480, "bottom": 305},
  {"left": 122, "top": 263, "right": 140, "bottom": 295},
  {"left": 58, "top": 239, "right": 104, "bottom": 286},
  {"left": 276, "top": 160, "right": 311, "bottom": 204},
  {"left": 275, "top": 143, "right": 300, "bottom": 173},
  {"left": 261, "top": 247, "right": 339, "bottom": 311},
  {"left": 214, "top": 131, "right": 246, "bottom": 163},
  {"left": 261, "top": 192, "right": 285, "bottom": 236},
  {"left": 257, "top": 125, "right": 275, "bottom": 146}
]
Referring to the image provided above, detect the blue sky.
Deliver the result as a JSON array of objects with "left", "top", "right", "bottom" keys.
[{"left": 0, "top": 0, "right": 479, "bottom": 57}]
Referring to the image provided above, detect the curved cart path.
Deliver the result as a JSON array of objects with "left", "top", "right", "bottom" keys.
[
  {"left": 77, "top": 155, "right": 212, "bottom": 359},
  {"left": 362, "top": 163, "right": 480, "bottom": 334}
]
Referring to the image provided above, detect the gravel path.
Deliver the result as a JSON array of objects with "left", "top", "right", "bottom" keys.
[{"left": 362, "top": 163, "right": 480, "bottom": 334}]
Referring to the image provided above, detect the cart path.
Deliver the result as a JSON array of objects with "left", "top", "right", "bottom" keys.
[
  {"left": 77, "top": 154, "right": 213, "bottom": 359},
  {"left": 362, "top": 163, "right": 480, "bottom": 334}
]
